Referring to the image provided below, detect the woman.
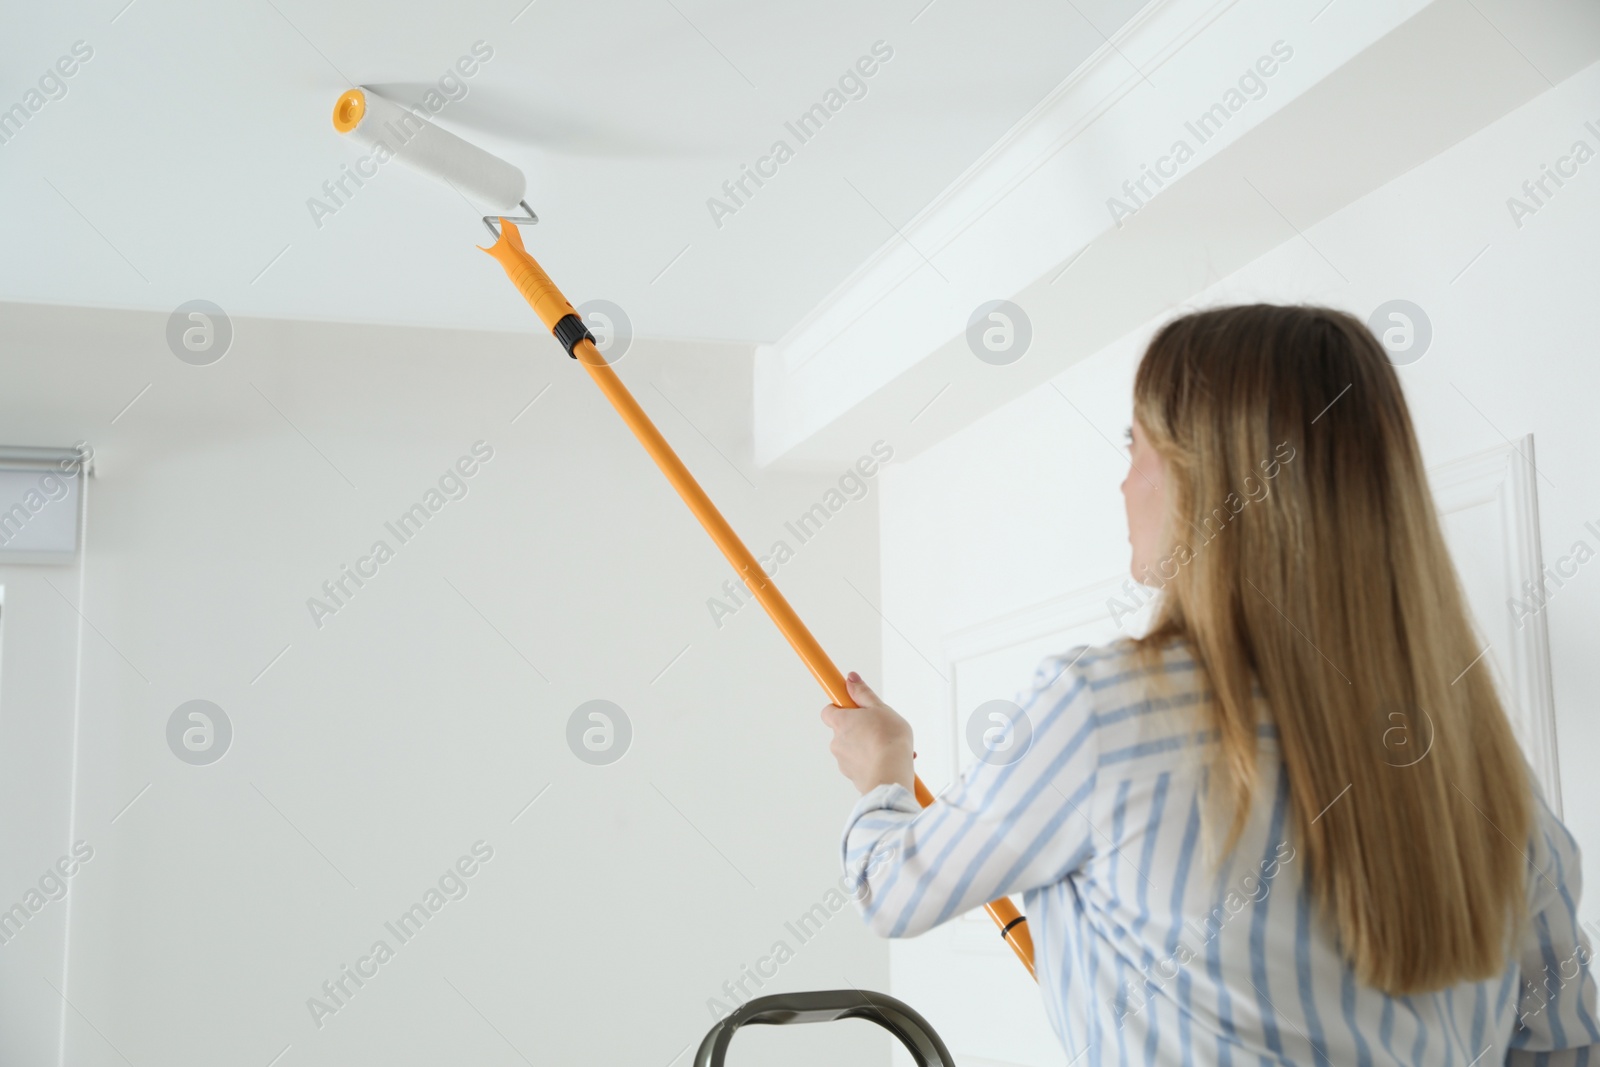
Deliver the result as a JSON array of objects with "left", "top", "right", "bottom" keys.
[{"left": 822, "top": 305, "right": 1598, "bottom": 1064}]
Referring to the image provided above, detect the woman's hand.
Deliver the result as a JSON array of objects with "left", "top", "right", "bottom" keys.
[{"left": 820, "top": 672, "right": 915, "bottom": 795}]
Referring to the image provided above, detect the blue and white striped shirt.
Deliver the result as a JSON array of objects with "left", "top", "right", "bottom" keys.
[{"left": 842, "top": 638, "right": 1599, "bottom": 1065}]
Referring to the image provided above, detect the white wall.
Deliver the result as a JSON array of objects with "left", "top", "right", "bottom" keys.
[
  {"left": 878, "top": 61, "right": 1600, "bottom": 1064},
  {"left": 0, "top": 305, "right": 893, "bottom": 1066}
]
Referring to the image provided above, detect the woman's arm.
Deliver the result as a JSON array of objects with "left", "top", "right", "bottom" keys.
[
  {"left": 822, "top": 652, "right": 1102, "bottom": 938},
  {"left": 1507, "top": 788, "right": 1600, "bottom": 1064}
]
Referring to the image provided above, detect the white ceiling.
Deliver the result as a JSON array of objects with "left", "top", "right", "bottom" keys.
[
  {"left": 750, "top": 0, "right": 1600, "bottom": 466},
  {"left": 0, "top": 0, "right": 1155, "bottom": 341}
]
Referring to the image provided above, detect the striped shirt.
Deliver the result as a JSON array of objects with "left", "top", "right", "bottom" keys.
[{"left": 841, "top": 638, "right": 1599, "bottom": 1066}]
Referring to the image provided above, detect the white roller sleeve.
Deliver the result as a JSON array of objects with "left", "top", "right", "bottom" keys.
[{"left": 345, "top": 87, "right": 526, "bottom": 213}]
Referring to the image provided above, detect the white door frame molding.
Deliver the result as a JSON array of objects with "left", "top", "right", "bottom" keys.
[{"left": 1428, "top": 434, "right": 1561, "bottom": 813}]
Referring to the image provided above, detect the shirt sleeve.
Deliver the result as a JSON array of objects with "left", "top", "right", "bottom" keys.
[
  {"left": 1507, "top": 783, "right": 1600, "bottom": 1065},
  {"left": 839, "top": 649, "right": 1102, "bottom": 939}
]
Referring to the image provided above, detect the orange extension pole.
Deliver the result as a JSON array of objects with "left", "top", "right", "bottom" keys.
[{"left": 482, "top": 220, "right": 1036, "bottom": 980}]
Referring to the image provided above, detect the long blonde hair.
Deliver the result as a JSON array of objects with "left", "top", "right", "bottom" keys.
[{"left": 1133, "top": 304, "right": 1532, "bottom": 995}]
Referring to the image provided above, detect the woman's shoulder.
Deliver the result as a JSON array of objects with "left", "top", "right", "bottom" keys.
[
  {"left": 1023, "top": 634, "right": 1209, "bottom": 749},
  {"left": 1033, "top": 633, "right": 1198, "bottom": 691}
]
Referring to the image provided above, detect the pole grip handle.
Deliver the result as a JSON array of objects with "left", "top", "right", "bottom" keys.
[
  {"left": 482, "top": 225, "right": 1035, "bottom": 979},
  {"left": 481, "top": 220, "right": 579, "bottom": 331}
]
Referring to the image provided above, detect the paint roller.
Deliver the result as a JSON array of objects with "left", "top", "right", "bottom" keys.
[
  {"left": 333, "top": 88, "right": 538, "bottom": 233},
  {"left": 330, "top": 86, "right": 1037, "bottom": 978}
]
